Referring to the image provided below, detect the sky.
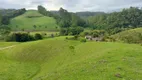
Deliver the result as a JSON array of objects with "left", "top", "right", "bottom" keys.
[{"left": 0, "top": 0, "right": 142, "bottom": 12}]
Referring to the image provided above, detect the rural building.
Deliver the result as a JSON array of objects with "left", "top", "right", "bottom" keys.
[{"left": 85, "top": 35, "right": 103, "bottom": 41}]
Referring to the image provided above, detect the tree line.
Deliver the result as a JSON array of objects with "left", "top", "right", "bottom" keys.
[
  {"left": 0, "top": 8, "right": 26, "bottom": 25},
  {"left": 0, "top": 8, "right": 26, "bottom": 40},
  {"left": 38, "top": 6, "right": 142, "bottom": 36},
  {"left": 37, "top": 5, "right": 86, "bottom": 35},
  {"left": 87, "top": 7, "right": 142, "bottom": 34},
  {"left": 6, "top": 33, "right": 43, "bottom": 42}
]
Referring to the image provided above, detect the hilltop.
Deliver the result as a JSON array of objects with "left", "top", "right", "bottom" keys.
[{"left": 9, "top": 10, "right": 58, "bottom": 31}]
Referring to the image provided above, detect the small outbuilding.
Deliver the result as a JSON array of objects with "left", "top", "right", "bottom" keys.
[{"left": 85, "top": 35, "right": 103, "bottom": 41}]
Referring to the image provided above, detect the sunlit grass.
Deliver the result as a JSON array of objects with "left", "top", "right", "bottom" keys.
[
  {"left": 9, "top": 10, "right": 58, "bottom": 31},
  {"left": 0, "top": 37, "right": 141, "bottom": 80}
]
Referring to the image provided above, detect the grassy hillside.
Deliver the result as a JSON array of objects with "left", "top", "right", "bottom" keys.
[
  {"left": 9, "top": 10, "right": 58, "bottom": 31},
  {"left": 0, "top": 37, "right": 141, "bottom": 80},
  {"left": 112, "top": 28, "right": 142, "bottom": 43}
]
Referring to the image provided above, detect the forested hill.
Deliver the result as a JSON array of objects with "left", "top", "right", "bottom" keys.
[
  {"left": 76, "top": 11, "right": 106, "bottom": 18},
  {"left": 0, "top": 8, "right": 26, "bottom": 25},
  {"left": 87, "top": 7, "right": 142, "bottom": 34},
  {"left": 50, "top": 11, "right": 106, "bottom": 18},
  {"left": 1, "top": 6, "right": 142, "bottom": 35},
  {"left": 0, "top": 9, "right": 16, "bottom": 16},
  {"left": 34, "top": 6, "right": 142, "bottom": 35}
]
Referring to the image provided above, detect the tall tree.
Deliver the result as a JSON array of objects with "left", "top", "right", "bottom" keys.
[
  {"left": 71, "top": 13, "right": 86, "bottom": 27},
  {"left": 38, "top": 5, "right": 47, "bottom": 16},
  {"left": 59, "top": 7, "right": 72, "bottom": 28}
]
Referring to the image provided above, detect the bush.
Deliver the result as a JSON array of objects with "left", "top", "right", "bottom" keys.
[
  {"left": 74, "top": 35, "right": 78, "bottom": 40},
  {"left": 51, "top": 34, "right": 54, "bottom": 38},
  {"left": 80, "top": 38, "right": 86, "bottom": 42},
  {"left": 69, "top": 46, "right": 75, "bottom": 50},
  {"left": 80, "top": 31, "right": 89, "bottom": 37},
  {"left": 120, "top": 32, "right": 142, "bottom": 44},
  {"left": 60, "top": 27, "right": 84, "bottom": 36},
  {"left": 34, "top": 33, "right": 43, "bottom": 40},
  {"left": 5, "top": 33, "right": 35, "bottom": 42},
  {"left": 65, "top": 37, "right": 68, "bottom": 40}
]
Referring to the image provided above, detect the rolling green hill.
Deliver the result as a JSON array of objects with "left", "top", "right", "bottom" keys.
[
  {"left": 112, "top": 28, "right": 142, "bottom": 43},
  {"left": 9, "top": 10, "right": 58, "bottom": 31},
  {"left": 0, "top": 37, "right": 141, "bottom": 80}
]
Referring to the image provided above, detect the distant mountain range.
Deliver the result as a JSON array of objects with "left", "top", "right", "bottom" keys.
[{"left": 50, "top": 10, "right": 106, "bottom": 18}]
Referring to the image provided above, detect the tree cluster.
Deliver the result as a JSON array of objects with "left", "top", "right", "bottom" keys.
[
  {"left": 0, "top": 25, "right": 11, "bottom": 40},
  {"left": 37, "top": 6, "right": 86, "bottom": 35},
  {"left": 80, "top": 30, "right": 105, "bottom": 37},
  {"left": 60, "top": 27, "right": 84, "bottom": 35},
  {"left": 58, "top": 8, "right": 86, "bottom": 28},
  {"left": 87, "top": 7, "right": 142, "bottom": 34},
  {"left": 6, "top": 33, "right": 43, "bottom": 42},
  {"left": 0, "top": 8, "right": 26, "bottom": 25},
  {"left": 76, "top": 11, "right": 105, "bottom": 18}
]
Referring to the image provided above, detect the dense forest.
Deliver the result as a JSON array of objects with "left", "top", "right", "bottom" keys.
[
  {"left": 38, "top": 6, "right": 86, "bottom": 35},
  {"left": 87, "top": 7, "right": 142, "bottom": 34},
  {"left": 76, "top": 11, "right": 105, "bottom": 18},
  {"left": 38, "top": 6, "right": 142, "bottom": 35},
  {"left": 0, "top": 8, "right": 26, "bottom": 40},
  {"left": 0, "top": 8, "right": 26, "bottom": 25}
]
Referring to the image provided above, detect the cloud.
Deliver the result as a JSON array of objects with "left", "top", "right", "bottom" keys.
[{"left": 0, "top": 0, "right": 142, "bottom": 12}]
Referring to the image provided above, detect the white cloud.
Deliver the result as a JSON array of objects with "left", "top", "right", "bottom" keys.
[{"left": 0, "top": 0, "right": 142, "bottom": 12}]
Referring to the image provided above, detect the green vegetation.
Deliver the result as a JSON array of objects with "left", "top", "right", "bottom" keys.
[
  {"left": 9, "top": 10, "right": 58, "bottom": 31},
  {"left": 76, "top": 11, "right": 106, "bottom": 18},
  {"left": 112, "top": 28, "right": 142, "bottom": 43},
  {"left": 0, "top": 8, "right": 26, "bottom": 25},
  {"left": 34, "top": 33, "right": 43, "bottom": 40},
  {"left": 0, "top": 5, "right": 142, "bottom": 80},
  {"left": 6, "top": 32, "right": 43, "bottom": 42},
  {"left": 29, "top": 31, "right": 59, "bottom": 37},
  {"left": 0, "top": 37, "right": 141, "bottom": 80},
  {"left": 0, "top": 25, "right": 11, "bottom": 40},
  {"left": 87, "top": 7, "right": 142, "bottom": 34},
  {"left": 37, "top": 6, "right": 86, "bottom": 35},
  {"left": 0, "top": 42, "right": 19, "bottom": 48}
]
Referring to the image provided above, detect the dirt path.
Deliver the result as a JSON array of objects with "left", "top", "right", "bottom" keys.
[{"left": 0, "top": 45, "right": 16, "bottom": 50}]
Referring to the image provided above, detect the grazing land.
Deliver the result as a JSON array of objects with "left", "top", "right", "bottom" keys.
[
  {"left": 0, "top": 37, "right": 141, "bottom": 80},
  {"left": 0, "top": 5, "right": 142, "bottom": 80},
  {"left": 9, "top": 10, "right": 58, "bottom": 31},
  {"left": 112, "top": 28, "right": 142, "bottom": 43}
]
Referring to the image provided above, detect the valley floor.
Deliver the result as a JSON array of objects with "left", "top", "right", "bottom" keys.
[{"left": 0, "top": 36, "right": 141, "bottom": 80}]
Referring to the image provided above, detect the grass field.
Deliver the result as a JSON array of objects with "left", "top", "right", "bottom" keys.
[
  {"left": 9, "top": 10, "right": 58, "bottom": 31},
  {"left": 0, "top": 42, "right": 19, "bottom": 48},
  {"left": 0, "top": 36, "right": 141, "bottom": 80},
  {"left": 112, "top": 28, "right": 142, "bottom": 43}
]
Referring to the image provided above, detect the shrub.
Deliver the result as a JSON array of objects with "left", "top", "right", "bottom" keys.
[
  {"left": 65, "top": 37, "right": 68, "bottom": 40},
  {"left": 21, "top": 28, "right": 25, "bottom": 31},
  {"left": 80, "top": 31, "right": 89, "bottom": 37},
  {"left": 69, "top": 46, "right": 75, "bottom": 50},
  {"left": 51, "top": 34, "right": 54, "bottom": 38},
  {"left": 34, "top": 33, "right": 43, "bottom": 40},
  {"left": 5, "top": 33, "right": 35, "bottom": 42},
  {"left": 74, "top": 35, "right": 78, "bottom": 40},
  {"left": 120, "top": 32, "right": 142, "bottom": 43},
  {"left": 80, "top": 38, "right": 86, "bottom": 42},
  {"left": 60, "top": 27, "right": 84, "bottom": 36},
  {"left": 108, "top": 37, "right": 116, "bottom": 42}
]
